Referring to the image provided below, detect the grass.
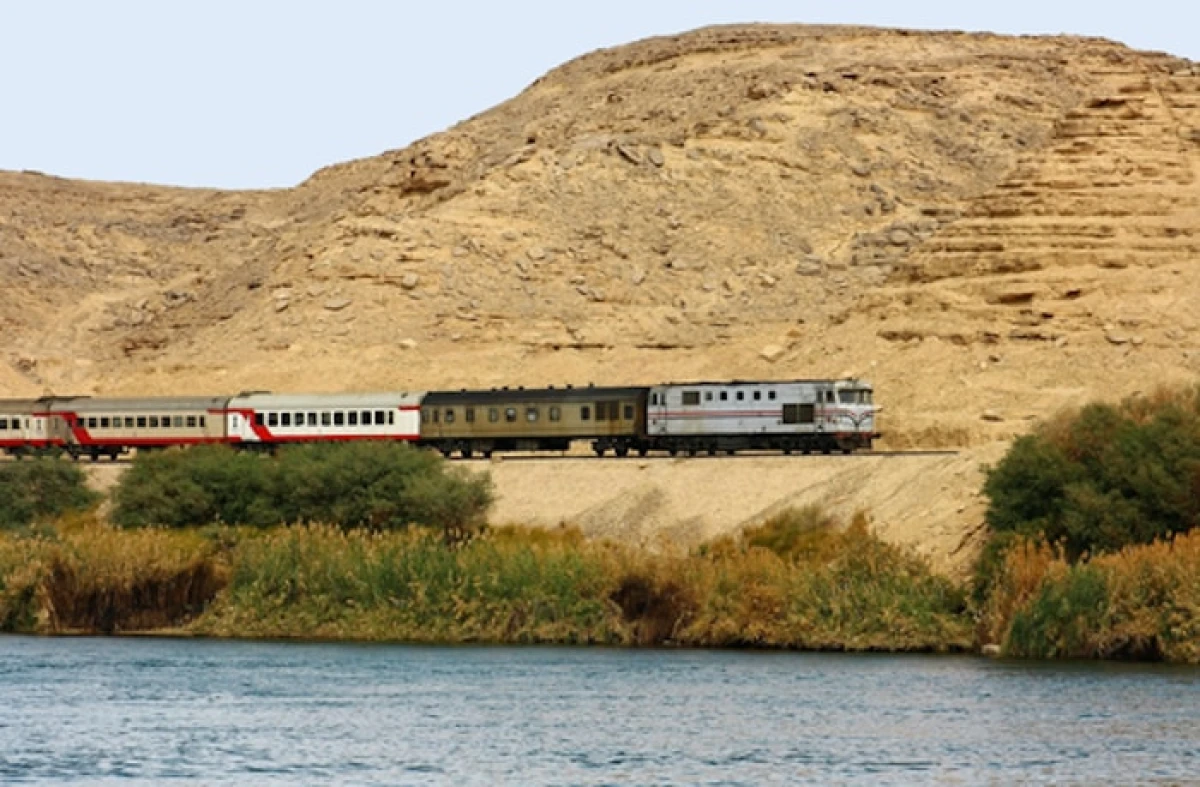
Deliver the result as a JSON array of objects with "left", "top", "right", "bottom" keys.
[
  {"left": 980, "top": 530, "right": 1200, "bottom": 662},
  {"left": 5, "top": 506, "right": 1190, "bottom": 661},
  {"left": 0, "top": 509, "right": 972, "bottom": 652},
  {"left": 0, "top": 512, "right": 228, "bottom": 634}
]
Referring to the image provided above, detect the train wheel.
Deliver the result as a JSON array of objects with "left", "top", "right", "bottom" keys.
[
  {"left": 638, "top": 447, "right": 649, "bottom": 457},
  {"left": 668, "top": 448, "right": 678, "bottom": 457},
  {"left": 615, "top": 446, "right": 629, "bottom": 458},
  {"left": 707, "top": 447, "right": 717, "bottom": 456},
  {"left": 461, "top": 446, "right": 473, "bottom": 459}
]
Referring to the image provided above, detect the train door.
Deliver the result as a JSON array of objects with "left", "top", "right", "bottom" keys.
[{"left": 647, "top": 387, "right": 669, "bottom": 435}]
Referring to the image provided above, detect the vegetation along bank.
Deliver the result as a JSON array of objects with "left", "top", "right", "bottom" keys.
[{"left": 1, "top": 386, "right": 1197, "bottom": 662}]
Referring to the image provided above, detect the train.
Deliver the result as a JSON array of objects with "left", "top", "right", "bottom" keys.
[{"left": 0, "top": 378, "right": 878, "bottom": 460}]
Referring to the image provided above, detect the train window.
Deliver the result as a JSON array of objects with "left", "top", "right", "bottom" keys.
[
  {"left": 126, "top": 417, "right": 136, "bottom": 428},
  {"left": 361, "top": 411, "right": 372, "bottom": 425},
  {"left": 753, "top": 391, "right": 762, "bottom": 401},
  {"left": 334, "top": 412, "right": 345, "bottom": 426},
  {"left": 839, "top": 390, "right": 855, "bottom": 404},
  {"left": 255, "top": 413, "right": 265, "bottom": 426},
  {"left": 526, "top": 407, "right": 538, "bottom": 422},
  {"left": 0, "top": 419, "right": 7, "bottom": 429},
  {"left": 505, "top": 408, "right": 517, "bottom": 423},
  {"left": 581, "top": 406, "right": 591, "bottom": 421},
  {"left": 87, "top": 417, "right": 98, "bottom": 428},
  {"left": 595, "top": 402, "right": 608, "bottom": 421},
  {"left": 705, "top": 391, "right": 713, "bottom": 401},
  {"left": 388, "top": 411, "right": 395, "bottom": 425},
  {"left": 187, "top": 416, "right": 197, "bottom": 428},
  {"left": 281, "top": 413, "right": 291, "bottom": 427},
  {"left": 348, "top": 411, "right": 358, "bottom": 426},
  {"left": 489, "top": 408, "right": 499, "bottom": 423},
  {"left": 433, "top": 410, "right": 441, "bottom": 424},
  {"left": 294, "top": 412, "right": 304, "bottom": 426},
  {"left": 322, "top": 412, "right": 332, "bottom": 426},
  {"left": 624, "top": 404, "right": 634, "bottom": 420},
  {"left": 134, "top": 416, "right": 145, "bottom": 429},
  {"left": 172, "top": 416, "right": 183, "bottom": 428},
  {"left": 161, "top": 416, "right": 171, "bottom": 428},
  {"left": 200, "top": 416, "right": 207, "bottom": 428},
  {"left": 768, "top": 391, "right": 776, "bottom": 401},
  {"left": 736, "top": 391, "right": 745, "bottom": 401},
  {"left": 720, "top": 391, "right": 728, "bottom": 401},
  {"left": 99, "top": 417, "right": 110, "bottom": 429},
  {"left": 650, "top": 393, "right": 658, "bottom": 405},
  {"left": 149, "top": 416, "right": 159, "bottom": 428},
  {"left": 465, "top": 408, "right": 475, "bottom": 423},
  {"left": 268, "top": 412, "right": 279, "bottom": 427},
  {"left": 784, "top": 404, "right": 816, "bottom": 424},
  {"left": 682, "top": 391, "right": 700, "bottom": 406},
  {"left": 445, "top": 409, "right": 455, "bottom": 424},
  {"left": 549, "top": 406, "right": 561, "bottom": 422},
  {"left": 309, "top": 413, "right": 318, "bottom": 426},
  {"left": 375, "top": 410, "right": 386, "bottom": 424},
  {"left": 421, "top": 410, "right": 429, "bottom": 423}
]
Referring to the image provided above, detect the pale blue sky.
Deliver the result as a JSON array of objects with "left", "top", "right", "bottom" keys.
[{"left": 2, "top": 1, "right": 1195, "bottom": 189}]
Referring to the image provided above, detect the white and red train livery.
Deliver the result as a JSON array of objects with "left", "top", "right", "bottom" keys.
[
  {"left": 225, "top": 392, "right": 422, "bottom": 445},
  {"left": 647, "top": 379, "right": 876, "bottom": 454}
]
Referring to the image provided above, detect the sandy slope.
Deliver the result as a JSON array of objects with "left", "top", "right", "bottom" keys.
[{"left": 11, "top": 24, "right": 1200, "bottom": 572}]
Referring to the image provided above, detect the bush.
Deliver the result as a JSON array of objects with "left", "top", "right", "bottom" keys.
[
  {"left": 980, "top": 532, "right": 1199, "bottom": 662},
  {"left": 0, "top": 458, "right": 100, "bottom": 530},
  {"left": 111, "top": 442, "right": 493, "bottom": 534},
  {"left": 983, "top": 386, "right": 1200, "bottom": 561},
  {"left": 111, "top": 446, "right": 274, "bottom": 528}
]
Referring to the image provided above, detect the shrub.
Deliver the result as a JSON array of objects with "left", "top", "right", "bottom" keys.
[
  {"left": 111, "top": 446, "right": 274, "bottom": 528},
  {"left": 981, "top": 531, "right": 1199, "bottom": 662},
  {"left": 983, "top": 386, "right": 1200, "bottom": 561},
  {"left": 111, "top": 442, "right": 493, "bottom": 534},
  {"left": 0, "top": 458, "right": 100, "bottom": 530}
]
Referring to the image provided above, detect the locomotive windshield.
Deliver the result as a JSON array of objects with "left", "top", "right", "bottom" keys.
[{"left": 838, "top": 389, "right": 873, "bottom": 405}]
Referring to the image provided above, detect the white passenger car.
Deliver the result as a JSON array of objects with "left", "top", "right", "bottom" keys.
[
  {"left": 645, "top": 379, "right": 877, "bottom": 454},
  {"left": 226, "top": 392, "right": 423, "bottom": 446}
]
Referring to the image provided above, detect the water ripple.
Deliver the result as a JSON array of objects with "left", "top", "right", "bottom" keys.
[{"left": 0, "top": 637, "right": 1196, "bottom": 784}]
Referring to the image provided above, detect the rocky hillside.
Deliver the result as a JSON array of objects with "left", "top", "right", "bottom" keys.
[{"left": 4, "top": 24, "right": 1199, "bottom": 450}]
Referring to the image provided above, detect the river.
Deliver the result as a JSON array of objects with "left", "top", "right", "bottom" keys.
[{"left": 0, "top": 636, "right": 1195, "bottom": 784}]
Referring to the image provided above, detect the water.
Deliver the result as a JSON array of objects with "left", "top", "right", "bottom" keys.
[{"left": 0, "top": 637, "right": 1196, "bottom": 785}]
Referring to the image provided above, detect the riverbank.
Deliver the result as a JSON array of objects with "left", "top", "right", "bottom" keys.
[
  {"left": 2, "top": 517, "right": 1196, "bottom": 661},
  {"left": 2, "top": 515, "right": 971, "bottom": 651}
]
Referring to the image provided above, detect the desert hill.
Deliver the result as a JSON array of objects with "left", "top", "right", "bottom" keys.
[{"left": 4, "top": 25, "right": 1199, "bottom": 572}]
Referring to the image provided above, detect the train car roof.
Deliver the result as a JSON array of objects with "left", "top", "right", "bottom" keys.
[
  {"left": 1, "top": 396, "right": 91, "bottom": 409},
  {"left": 0, "top": 399, "right": 42, "bottom": 410},
  {"left": 228, "top": 392, "right": 424, "bottom": 409},
  {"left": 58, "top": 396, "right": 231, "bottom": 413},
  {"left": 422, "top": 386, "right": 649, "bottom": 406}
]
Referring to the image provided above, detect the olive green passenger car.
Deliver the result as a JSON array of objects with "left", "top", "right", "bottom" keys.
[{"left": 419, "top": 386, "right": 648, "bottom": 457}]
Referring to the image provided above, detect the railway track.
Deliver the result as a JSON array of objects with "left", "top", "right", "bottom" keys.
[{"left": 5, "top": 449, "right": 960, "bottom": 466}]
